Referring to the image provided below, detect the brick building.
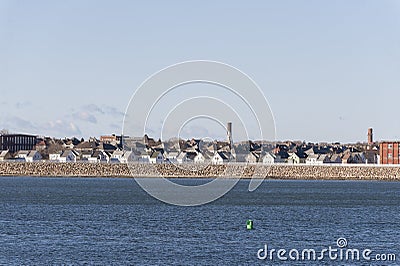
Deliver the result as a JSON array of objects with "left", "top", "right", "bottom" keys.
[
  {"left": 379, "top": 141, "right": 400, "bottom": 165},
  {"left": 100, "top": 135, "right": 117, "bottom": 143},
  {"left": 0, "top": 134, "right": 37, "bottom": 153}
]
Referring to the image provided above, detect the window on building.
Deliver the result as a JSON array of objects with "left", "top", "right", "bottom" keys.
[
  {"left": 388, "top": 144, "right": 393, "bottom": 149},
  {"left": 388, "top": 153, "right": 393, "bottom": 159}
]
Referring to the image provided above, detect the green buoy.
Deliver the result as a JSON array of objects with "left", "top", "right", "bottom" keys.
[{"left": 246, "top": 219, "right": 253, "bottom": 230}]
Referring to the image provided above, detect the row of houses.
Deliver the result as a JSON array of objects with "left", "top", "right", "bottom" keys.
[
  {"left": 0, "top": 147, "right": 382, "bottom": 165},
  {"left": 0, "top": 150, "right": 42, "bottom": 162},
  {"left": 0, "top": 149, "right": 131, "bottom": 163},
  {"left": 0, "top": 131, "right": 395, "bottom": 165},
  {"left": 0, "top": 131, "right": 380, "bottom": 165}
]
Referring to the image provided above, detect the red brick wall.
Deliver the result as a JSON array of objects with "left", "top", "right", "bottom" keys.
[{"left": 380, "top": 142, "right": 400, "bottom": 164}]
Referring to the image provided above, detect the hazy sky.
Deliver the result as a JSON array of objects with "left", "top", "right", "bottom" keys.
[{"left": 0, "top": 0, "right": 399, "bottom": 142}]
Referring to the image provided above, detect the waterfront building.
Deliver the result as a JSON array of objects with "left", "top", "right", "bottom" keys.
[
  {"left": 176, "top": 152, "right": 187, "bottom": 164},
  {"left": 59, "top": 150, "right": 78, "bottom": 163},
  {"left": 88, "top": 150, "right": 110, "bottom": 163},
  {"left": 287, "top": 152, "right": 307, "bottom": 164},
  {"left": 212, "top": 151, "right": 231, "bottom": 164},
  {"left": 120, "top": 151, "right": 134, "bottom": 163},
  {"left": 380, "top": 141, "right": 400, "bottom": 164},
  {"left": 261, "top": 152, "right": 284, "bottom": 164},
  {"left": 0, "top": 150, "right": 11, "bottom": 161},
  {"left": 149, "top": 150, "right": 164, "bottom": 164},
  {"left": 100, "top": 134, "right": 117, "bottom": 144},
  {"left": 110, "top": 150, "right": 136, "bottom": 163},
  {"left": 305, "top": 154, "right": 319, "bottom": 165},
  {"left": 49, "top": 152, "right": 62, "bottom": 161},
  {"left": 245, "top": 151, "right": 259, "bottom": 163},
  {"left": 111, "top": 150, "right": 124, "bottom": 162},
  {"left": 0, "top": 134, "right": 37, "bottom": 153},
  {"left": 193, "top": 152, "right": 205, "bottom": 163},
  {"left": 165, "top": 151, "right": 179, "bottom": 164},
  {"left": 16, "top": 150, "right": 42, "bottom": 162}
]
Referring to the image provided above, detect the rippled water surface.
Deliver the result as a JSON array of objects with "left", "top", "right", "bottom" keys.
[{"left": 0, "top": 177, "right": 399, "bottom": 265}]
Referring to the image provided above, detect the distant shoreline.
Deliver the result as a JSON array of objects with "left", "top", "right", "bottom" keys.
[{"left": 0, "top": 162, "right": 399, "bottom": 181}]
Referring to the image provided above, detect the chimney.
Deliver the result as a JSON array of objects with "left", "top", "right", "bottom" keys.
[
  {"left": 227, "top": 122, "right": 232, "bottom": 148},
  {"left": 368, "top": 128, "right": 373, "bottom": 145}
]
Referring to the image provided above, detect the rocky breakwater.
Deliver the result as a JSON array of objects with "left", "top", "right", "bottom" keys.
[
  {"left": 0, "top": 162, "right": 131, "bottom": 177},
  {"left": 265, "top": 165, "right": 400, "bottom": 181},
  {"left": 0, "top": 162, "right": 399, "bottom": 181}
]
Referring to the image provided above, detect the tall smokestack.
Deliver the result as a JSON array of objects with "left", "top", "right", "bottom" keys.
[
  {"left": 227, "top": 122, "right": 232, "bottom": 148},
  {"left": 368, "top": 128, "right": 373, "bottom": 145}
]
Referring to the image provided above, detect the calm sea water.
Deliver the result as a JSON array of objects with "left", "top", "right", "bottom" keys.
[{"left": 0, "top": 177, "right": 399, "bottom": 265}]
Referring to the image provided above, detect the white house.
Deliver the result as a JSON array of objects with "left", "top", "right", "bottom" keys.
[
  {"left": 0, "top": 150, "right": 11, "bottom": 161},
  {"left": 149, "top": 151, "right": 164, "bottom": 164},
  {"left": 16, "top": 150, "right": 42, "bottom": 162},
  {"left": 59, "top": 150, "right": 78, "bottom": 162},
  {"left": 120, "top": 151, "right": 135, "bottom": 163},
  {"left": 138, "top": 151, "right": 150, "bottom": 163},
  {"left": 165, "top": 151, "right": 179, "bottom": 164},
  {"left": 262, "top": 153, "right": 284, "bottom": 165},
  {"left": 305, "top": 154, "right": 319, "bottom": 165},
  {"left": 88, "top": 150, "right": 110, "bottom": 163},
  {"left": 110, "top": 150, "right": 124, "bottom": 163},
  {"left": 288, "top": 152, "right": 306, "bottom": 164},
  {"left": 245, "top": 152, "right": 259, "bottom": 163},
  {"left": 176, "top": 152, "right": 187, "bottom": 164},
  {"left": 49, "top": 152, "right": 62, "bottom": 161},
  {"left": 80, "top": 151, "right": 93, "bottom": 160},
  {"left": 212, "top": 151, "right": 231, "bottom": 165},
  {"left": 17, "top": 150, "right": 42, "bottom": 162},
  {"left": 16, "top": 150, "right": 29, "bottom": 160},
  {"left": 194, "top": 152, "right": 205, "bottom": 164}
]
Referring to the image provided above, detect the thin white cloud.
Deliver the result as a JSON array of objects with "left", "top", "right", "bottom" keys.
[
  {"left": 43, "top": 120, "right": 82, "bottom": 137},
  {"left": 81, "top": 104, "right": 125, "bottom": 118},
  {"left": 0, "top": 115, "right": 38, "bottom": 134},
  {"left": 102, "top": 105, "right": 125, "bottom": 118},
  {"left": 0, "top": 103, "right": 125, "bottom": 138},
  {"left": 0, "top": 115, "right": 82, "bottom": 137},
  {"left": 82, "top": 104, "right": 104, "bottom": 114},
  {"left": 72, "top": 111, "right": 97, "bottom": 124}
]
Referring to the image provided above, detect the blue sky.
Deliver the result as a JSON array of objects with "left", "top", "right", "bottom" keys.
[{"left": 0, "top": 0, "right": 399, "bottom": 142}]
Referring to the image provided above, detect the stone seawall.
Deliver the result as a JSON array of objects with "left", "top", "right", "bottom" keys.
[{"left": 1, "top": 162, "right": 400, "bottom": 181}]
